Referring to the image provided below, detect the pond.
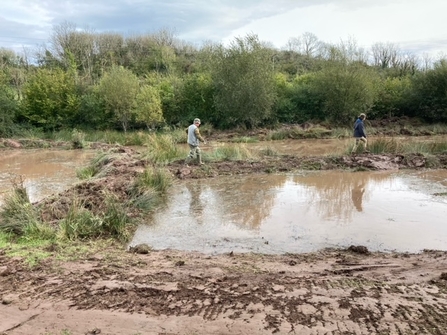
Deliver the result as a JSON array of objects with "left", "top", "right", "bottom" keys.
[
  {"left": 0, "top": 149, "right": 95, "bottom": 206},
  {"left": 130, "top": 170, "right": 447, "bottom": 254},
  {"left": 1, "top": 143, "right": 446, "bottom": 255}
]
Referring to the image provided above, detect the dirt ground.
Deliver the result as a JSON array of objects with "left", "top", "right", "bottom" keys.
[
  {"left": 1, "top": 247, "right": 447, "bottom": 335},
  {"left": 2, "top": 142, "right": 447, "bottom": 334}
]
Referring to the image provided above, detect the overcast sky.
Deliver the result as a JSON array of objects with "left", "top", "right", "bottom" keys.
[{"left": 1, "top": 0, "right": 446, "bottom": 58}]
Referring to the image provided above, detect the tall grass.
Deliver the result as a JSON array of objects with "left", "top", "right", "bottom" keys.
[
  {"left": 59, "top": 195, "right": 130, "bottom": 241},
  {"left": 206, "top": 144, "right": 257, "bottom": 161},
  {"left": 365, "top": 137, "right": 447, "bottom": 155},
  {"left": 265, "top": 126, "right": 333, "bottom": 140},
  {"left": 142, "top": 134, "right": 187, "bottom": 164},
  {"left": 0, "top": 178, "right": 55, "bottom": 240}
]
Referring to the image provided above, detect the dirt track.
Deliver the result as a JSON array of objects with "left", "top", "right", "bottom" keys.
[{"left": 1, "top": 246, "right": 447, "bottom": 335}]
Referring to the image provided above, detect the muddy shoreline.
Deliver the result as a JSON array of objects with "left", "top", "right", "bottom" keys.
[{"left": 2, "top": 142, "right": 447, "bottom": 334}]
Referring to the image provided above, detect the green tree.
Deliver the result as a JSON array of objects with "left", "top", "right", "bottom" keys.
[
  {"left": 20, "top": 67, "right": 79, "bottom": 130},
  {"left": 211, "top": 34, "right": 276, "bottom": 129},
  {"left": 134, "top": 85, "right": 164, "bottom": 129},
  {"left": 97, "top": 65, "right": 139, "bottom": 132},
  {"left": 311, "top": 60, "right": 378, "bottom": 125},
  {"left": 408, "top": 59, "right": 447, "bottom": 121}
]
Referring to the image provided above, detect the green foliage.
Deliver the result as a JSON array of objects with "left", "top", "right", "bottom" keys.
[
  {"left": 177, "top": 73, "right": 215, "bottom": 125},
  {"left": 97, "top": 65, "right": 140, "bottom": 132},
  {"left": 134, "top": 84, "right": 164, "bottom": 129},
  {"left": 370, "top": 76, "right": 411, "bottom": 119},
  {"left": 408, "top": 59, "right": 447, "bottom": 121},
  {"left": 311, "top": 60, "right": 378, "bottom": 125},
  {"left": 20, "top": 67, "right": 80, "bottom": 130},
  {"left": 211, "top": 34, "right": 276, "bottom": 128}
]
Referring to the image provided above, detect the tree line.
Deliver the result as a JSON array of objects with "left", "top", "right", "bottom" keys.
[{"left": 1, "top": 22, "right": 447, "bottom": 136}]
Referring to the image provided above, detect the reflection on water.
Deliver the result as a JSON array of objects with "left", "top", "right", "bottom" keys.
[
  {"left": 131, "top": 170, "right": 447, "bottom": 254},
  {"left": 0, "top": 149, "right": 95, "bottom": 205}
]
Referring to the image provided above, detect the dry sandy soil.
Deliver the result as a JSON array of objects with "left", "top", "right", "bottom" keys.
[{"left": 2, "top": 144, "right": 447, "bottom": 335}]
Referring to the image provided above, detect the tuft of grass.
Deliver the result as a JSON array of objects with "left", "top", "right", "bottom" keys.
[
  {"left": 76, "top": 151, "right": 116, "bottom": 179},
  {"left": 133, "top": 167, "right": 173, "bottom": 194},
  {"left": 230, "top": 136, "right": 258, "bottom": 143},
  {"left": 206, "top": 144, "right": 257, "bottom": 161},
  {"left": 142, "top": 134, "right": 187, "bottom": 165},
  {"left": 71, "top": 128, "right": 86, "bottom": 149},
  {"left": 366, "top": 138, "right": 402, "bottom": 154},
  {"left": 260, "top": 146, "right": 279, "bottom": 156},
  {"left": 58, "top": 195, "right": 131, "bottom": 242},
  {"left": 0, "top": 178, "right": 43, "bottom": 236}
]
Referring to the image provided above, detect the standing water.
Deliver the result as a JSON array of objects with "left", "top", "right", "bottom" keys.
[{"left": 130, "top": 170, "right": 447, "bottom": 254}]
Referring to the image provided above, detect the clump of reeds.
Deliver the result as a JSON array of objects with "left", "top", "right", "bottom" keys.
[
  {"left": 0, "top": 177, "right": 55, "bottom": 240},
  {"left": 59, "top": 195, "right": 130, "bottom": 241},
  {"left": 76, "top": 151, "right": 116, "bottom": 179},
  {"left": 142, "top": 134, "right": 187, "bottom": 165},
  {"left": 367, "top": 138, "right": 402, "bottom": 154},
  {"left": 206, "top": 144, "right": 257, "bottom": 161}
]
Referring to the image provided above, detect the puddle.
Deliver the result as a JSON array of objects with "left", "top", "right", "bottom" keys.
[
  {"left": 130, "top": 170, "right": 447, "bottom": 254},
  {"left": 0, "top": 149, "right": 95, "bottom": 205}
]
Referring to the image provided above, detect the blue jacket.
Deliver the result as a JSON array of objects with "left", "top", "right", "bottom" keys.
[{"left": 353, "top": 118, "right": 366, "bottom": 138}]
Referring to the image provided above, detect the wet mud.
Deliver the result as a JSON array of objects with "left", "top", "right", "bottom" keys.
[{"left": 2, "top": 142, "right": 447, "bottom": 334}]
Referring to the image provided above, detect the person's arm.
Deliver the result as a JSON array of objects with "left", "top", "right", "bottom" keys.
[{"left": 194, "top": 128, "right": 205, "bottom": 142}]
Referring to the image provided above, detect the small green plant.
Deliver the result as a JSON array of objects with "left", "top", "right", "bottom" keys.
[
  {"left": 71, "top": 128, "right": 86, "bottom": 149},
  {"left": 132, "top": 167, "right": 173, "bottom": 194}
]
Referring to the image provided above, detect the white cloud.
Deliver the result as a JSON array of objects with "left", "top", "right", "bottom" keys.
[{"left": 0, "top": 0, "right": 446, "bottom": 58}]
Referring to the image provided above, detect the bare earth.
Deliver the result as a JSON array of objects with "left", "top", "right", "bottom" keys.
[
  {"left": 2, "top": 144, "right": 447, "bottom": 334},
  {"left": 1, "top": 247, "right": 447, "bottom": 335}
]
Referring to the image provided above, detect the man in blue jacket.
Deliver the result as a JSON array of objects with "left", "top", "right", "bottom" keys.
[{"left": 351, "top": 113, "right": 369, "bottom": 154}]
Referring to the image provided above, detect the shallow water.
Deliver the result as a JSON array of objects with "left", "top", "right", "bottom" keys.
[
  {"left": 130, "top": 170, "right": 447, "bottom": 254},
  {"left": 0, "top": 149, "right": 95, "bottom": 205}
]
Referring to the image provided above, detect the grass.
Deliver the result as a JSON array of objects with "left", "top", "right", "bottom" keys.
[
  {"left": 205, "top": 143, "right": 257, "bottom": 161},
  {"left": 76, "top": 151, "right": 117, "bottom": 179},
  {"left": 142, "top": 133, "right": 188, "bottom": 165},
  {"left": 365, "top": 137, "right": 447, "bottom": 155}
]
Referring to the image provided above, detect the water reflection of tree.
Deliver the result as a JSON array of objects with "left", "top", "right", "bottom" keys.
[
  {"left": 211, "top": 175, "right": 287, "bottom": 229},
  {"left": 292, "top": 171, "right": 391, "bottom": 222}
]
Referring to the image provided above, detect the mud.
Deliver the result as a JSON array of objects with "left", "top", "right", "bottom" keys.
[
  {"left": 1, "top": 247, "right": 447, "bottom": 334},
  {"left": 2, "top": 143, "right": 447, "bottom": 334}
]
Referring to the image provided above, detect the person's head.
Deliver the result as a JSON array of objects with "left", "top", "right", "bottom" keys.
[
  {"left": 359, "top": 113, "right": 366, "bottom": 120},
  {"left": 193, "top": 118, "right": 201, "bottom": 126}
]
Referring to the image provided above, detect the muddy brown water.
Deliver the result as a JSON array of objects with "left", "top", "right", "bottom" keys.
[
  {"left": 0, "top": 149, "right": 96, "bottom": 206},
  {"left": 1, "top": 141, "right": 447, "bottom": 255},
  {"left": 130, "top": 170, "right": 447, "bottom": 254}
]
